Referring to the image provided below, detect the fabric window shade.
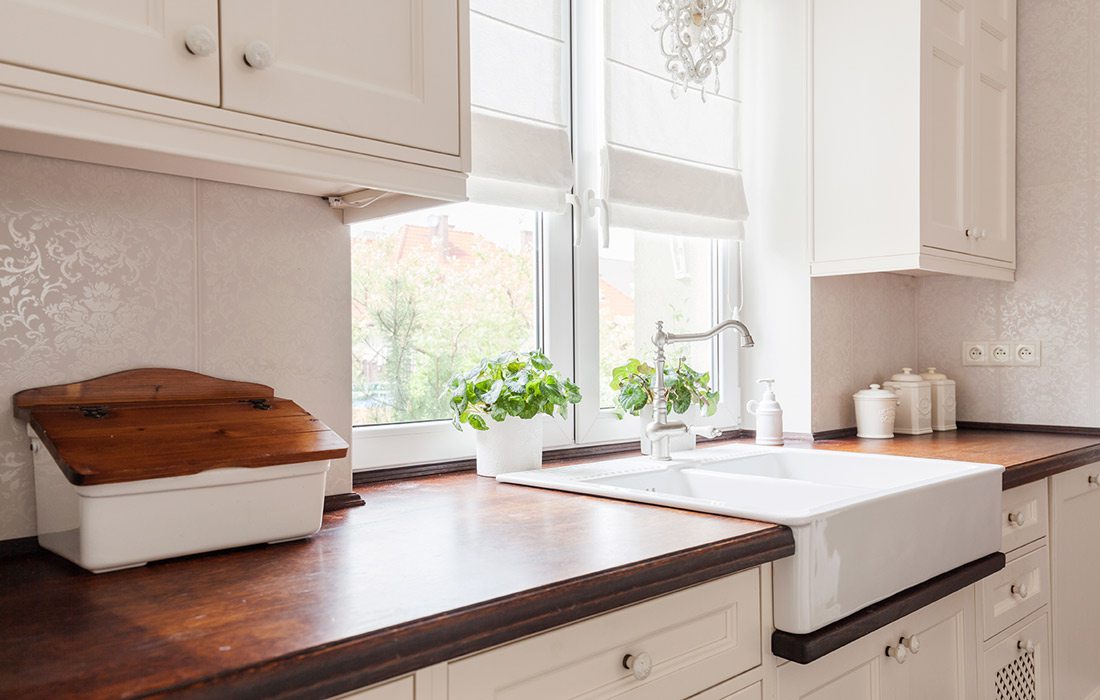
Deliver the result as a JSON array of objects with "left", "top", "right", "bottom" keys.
[
  {"left": 601, "top": 0, "right": 747, "bottom": 239},
  {"left": 468, "top": 0, "right": 572, "bottom": 211}
]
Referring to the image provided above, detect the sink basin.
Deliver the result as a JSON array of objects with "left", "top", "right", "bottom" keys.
[{"left": 497, "top": 444, "right": 1004, "bottom": 634}]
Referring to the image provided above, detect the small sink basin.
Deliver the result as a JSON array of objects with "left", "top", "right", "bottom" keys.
[{"left": 498, "top": 444, "right": 1004, "bottom": 634}]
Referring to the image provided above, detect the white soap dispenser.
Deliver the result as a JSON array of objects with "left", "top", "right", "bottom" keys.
[{"left": 746, "top": 378, "right": 783, "bottom": 446}]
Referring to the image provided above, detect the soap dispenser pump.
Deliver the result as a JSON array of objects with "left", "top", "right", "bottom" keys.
[{"left": 746, "top": 378, "right": 783, "bottom": 446}]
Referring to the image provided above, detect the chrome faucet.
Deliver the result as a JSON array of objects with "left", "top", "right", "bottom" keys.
[{"left": 647, "top": 319, "right": 755, "bottom": 461}]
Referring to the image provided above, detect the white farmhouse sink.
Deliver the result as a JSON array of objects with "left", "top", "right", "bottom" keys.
[{"left": 497, "top": 444, "right": 1004, "bottom": 634}]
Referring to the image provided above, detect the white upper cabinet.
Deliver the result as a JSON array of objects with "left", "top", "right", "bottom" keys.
[
  {"left": 220, "top": 0, "right": 461, "bottom": 155},
  {"left": 812, "top": 0, "right": 1016, "bottom": 281},
  {"left": 0, "top": 0, "right": 220, "bottom": 104},
  {"left": 0, "top": 0, "right": 469, "bottom": 206}
]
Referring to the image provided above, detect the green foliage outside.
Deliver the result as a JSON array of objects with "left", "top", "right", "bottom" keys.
[{"left": 351, "top": 227, "right": 535, "bottom": 425}]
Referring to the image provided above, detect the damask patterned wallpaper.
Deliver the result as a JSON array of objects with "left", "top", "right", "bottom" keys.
[{"left": 0, "top": 151, "right": 352, "bottom": 541}]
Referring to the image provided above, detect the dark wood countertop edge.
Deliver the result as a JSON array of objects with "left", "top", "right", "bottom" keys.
[
  {"left": 1002, "top": 442, "right": 1100, "bottom": 490},
  {"left": 142, "top": 525, "right": 795, "bottom": 700},
  {"left": 771, "top": 552, "right": 1006, "bottom": 664}
]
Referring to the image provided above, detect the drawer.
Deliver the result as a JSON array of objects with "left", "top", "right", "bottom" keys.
[
  {"left": 1001, "top": 480, "right": 1047, "bottom": 553},
  {"left": 980, "top": 613, "right": 1051, "bottom": 700},
  {"left": 979, "top": 544, "right": 1049, "bottom": 641},
  {"left": 689, "top": 680, "right": 762, "bottom": 700},
  {"left": 331, "top": 674, "right": 413, "bottom": 700},
  {"left": 448, "top": 568, "right": 761, "bottom": 700}
]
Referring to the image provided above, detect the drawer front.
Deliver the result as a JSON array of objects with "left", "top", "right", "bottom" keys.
[
  {"left": 331, "top": 675, "right": 413, "bottom": 700},
  {"left": 981, "top": 613, "right": 1051, "bottom": 700},
  {"left": 1001, "top": 481, "right": 1048, "bottom": 553},
  {"left": 979, "top": 546, "right": 1049, "bottom": 641},
  {"left": 448, "top": 569, "right": 761, "bottom": 700}
]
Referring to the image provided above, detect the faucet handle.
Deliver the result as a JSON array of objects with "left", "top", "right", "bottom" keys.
[{"left": 691, "top": 425, "right": 721, "bottom": 439}]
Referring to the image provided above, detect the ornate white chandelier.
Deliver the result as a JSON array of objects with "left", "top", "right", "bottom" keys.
[{"left": 653, "top": 0, "right": 737, "bottom": 101}]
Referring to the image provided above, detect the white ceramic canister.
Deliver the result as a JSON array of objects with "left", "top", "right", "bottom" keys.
[
  {"left": 883, "top": 368, "right": 933, "bottom": 435},
  {"left": 853, "top": 384, "right": 901, "bottom": 438},
  {"left": 920, "top": 367, "right": 957, "bottom": 432}
]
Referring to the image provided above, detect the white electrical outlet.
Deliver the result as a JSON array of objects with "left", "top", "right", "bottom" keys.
[
  {"left": 962, "top": 342, "right": 988, "bottom": 365},
  {"left": 990, "top": 343, "right": 1012, "bottom": 364},
  {"left": 1014, "top": 342, "right": 1041, "bottom": 366}
]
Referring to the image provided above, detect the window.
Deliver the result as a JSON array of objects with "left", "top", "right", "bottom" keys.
[
  {"left": 351, "top": 203, "right": 540, "bottom": 427},
  {"left": 352, "top": 0, "right": 745, "bottom": 470}
]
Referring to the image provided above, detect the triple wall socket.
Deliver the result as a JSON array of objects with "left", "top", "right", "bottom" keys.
[{"left": 962, "top": 341, "right": 1042, "bottom": 366}]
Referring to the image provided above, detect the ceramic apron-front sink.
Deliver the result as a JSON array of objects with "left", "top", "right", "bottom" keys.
[{"left": 498, "top": 444, "right": 1004, "bottom": 634}]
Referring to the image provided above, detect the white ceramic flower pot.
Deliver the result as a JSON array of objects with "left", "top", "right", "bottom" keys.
[{"left": 475, "top": 416, "right": 544, "bottom": 477}]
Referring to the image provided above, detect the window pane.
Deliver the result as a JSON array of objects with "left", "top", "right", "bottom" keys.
[
  {"left": 599, "top": 230, "right": 715, "bottom": 408},
  {"left": 351, "top": 203, "right": 538, "bottom": 426}
]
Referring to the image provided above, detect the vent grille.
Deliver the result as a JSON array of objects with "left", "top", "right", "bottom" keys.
[{"left": 995, "top": 651, "right": 1036, "bottom": 700}]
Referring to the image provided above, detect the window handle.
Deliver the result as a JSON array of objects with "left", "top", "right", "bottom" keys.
[{"left": 583, "top": 190, "right": 609, "bottom": 248}]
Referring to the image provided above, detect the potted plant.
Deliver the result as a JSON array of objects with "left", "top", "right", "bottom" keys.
[
  {"left": 610, "top": 357, "right": 719, "bottom": 454},
  {"left": 446, "top": 350, "right": 581, "bottom": 477}
]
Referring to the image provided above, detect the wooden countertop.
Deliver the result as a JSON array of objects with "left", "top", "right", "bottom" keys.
[
  {"left": 0, "top": 473, "right": 793, "bottom": 700},
  {"left": 2, "top": 427, "right": 1097, "bottom": 698},
  {"left": 787, "top": 428, "right": 1100, "bottom": 489}
]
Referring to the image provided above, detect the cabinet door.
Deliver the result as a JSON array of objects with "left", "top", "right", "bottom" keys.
[
  {"left": 969, "top": 0, "right": 1016, "bottom": 264},
  {"left": 981, "top": 613, "right": 1051, "bottom": 700},
  {"left": 920, "top": 0, "right": 972, "bottom": 256},
  {"left": 777, "top": 628, "right": 895, "bottom": 700},
  {"left": 1050, "top": 463, "right": 1100, "bottom": 700},
  {"left": 895, "top": 587, "right": 978, "bottom": 700},
  {"left": 220, "top": 0, "right": 461, "bottom": 155},
  {"left": 0, "top": 0, "right": 220, "bottom": 104}
]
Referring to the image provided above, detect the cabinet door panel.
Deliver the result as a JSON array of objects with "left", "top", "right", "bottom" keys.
[
  {"left": 777, "top": 628, "right": 893, "bottom": 700},
  {"left": 1050, "top": 463, "right": 1100, "bottom": 700},
  {"left": 0, "top": 0, "right": 219, "bottom": 104},
  {"left": 981, "top": 613, "right": 1051, "bottom": 700},
  {"left": 899, "top": 588, "right": 977, "bottom": 700},
  {"left": 970, "top": 0, "right": 1015, "bottom": 263},
  {"left": 221, "top": 0, "right": 461, "bottom": 155},
  {"left": 920, "top": 0, "right": 970, "bottom": 256}
]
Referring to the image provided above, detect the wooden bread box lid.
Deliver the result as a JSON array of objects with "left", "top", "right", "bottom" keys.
[{"left": 13, "top": 368, "right": 349, "bottom": 486}]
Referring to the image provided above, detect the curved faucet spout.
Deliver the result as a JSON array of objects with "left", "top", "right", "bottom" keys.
[{"left": 649, "top": 318, "right": 755, "bottom": 460}]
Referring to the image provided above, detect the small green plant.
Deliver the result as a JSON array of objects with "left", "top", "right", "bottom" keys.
[
  {"left": 610, "top": 357, "right": 719, "bottom": 418},
  {"left": 446, "top": 350, "right": 582, "bottom": 431}
]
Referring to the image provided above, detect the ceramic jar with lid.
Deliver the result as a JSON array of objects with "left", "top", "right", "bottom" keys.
[
  {"left": 919, "top": 367, "right": 957, "bottom": 432},
  {"left": 853, "top": 384, "right": 901, "bottom": 438},
  {"left": 883, "top": 368, "right": 932, "bottom": 435}
]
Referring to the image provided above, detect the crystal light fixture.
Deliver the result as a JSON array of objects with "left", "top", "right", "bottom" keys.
[{"left": 653, "top": 0, "right": 736, "bottom": 101}]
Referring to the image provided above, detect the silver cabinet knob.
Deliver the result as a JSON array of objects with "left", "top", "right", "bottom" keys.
[
  {"left": 1008, "top": 511, "right": 1026, "bottom": 527},
  {"left": 901, "top": 635, "right": 920, "bottom": 654},
  {"left": 243, "top": 40, "right": 275, "bottom": 69},
  {"left": 622, "top": 652, "right": 652, "bottom": 681},
  {"left": 885, "top": 642, "right": 908, "bottom": 664},
  {"left": 184, "top": 25, "right": 217, "bottom": 57},
  {"left": 1011, "top": 583, "right": 1030, "bottom": 599},
  {"left": 1018, "top": 639, "right": 1036, "bottom": 654}
]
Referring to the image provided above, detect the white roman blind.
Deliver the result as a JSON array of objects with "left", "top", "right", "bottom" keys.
[
  {"left": 601, "top": 0, "right": 747, "bottom": 239},
  {"left": 468, "top": 0, "right": 572, "bottom": 211}
]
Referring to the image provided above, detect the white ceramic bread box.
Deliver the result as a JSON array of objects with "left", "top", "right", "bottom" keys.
[{"left": 13, "top": 368, "right": 348, "bottom": 573}]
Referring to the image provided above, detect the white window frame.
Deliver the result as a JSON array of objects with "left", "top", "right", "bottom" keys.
[{"left": 352, "top": 0, "right": 743, "bottom": 471}]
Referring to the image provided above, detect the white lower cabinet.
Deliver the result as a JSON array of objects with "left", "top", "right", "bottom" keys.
[
  {"left": 777, "top": 587, "right": 976, "bottom": 700},
  {"left": 333, "top": 674, "right": 414, "bottom": 700},
  {"left": 980, "top": 612, "right": 1051, "bottom": 700},
  {"left": 447, "top": 569, "right": 761, "bottom": 700},
  {"left": 1050, "top": 461, "right": 1100, "bottom": 700}
]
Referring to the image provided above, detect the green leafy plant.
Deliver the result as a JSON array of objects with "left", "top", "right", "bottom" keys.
[
  {"left": 610, "top": 357, "right": 719, "bottom": 418},
  {"left": 446, "top": 350, "right": 582, "bottom": 431}
]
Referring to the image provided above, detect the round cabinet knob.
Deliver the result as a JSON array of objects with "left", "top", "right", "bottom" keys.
[
  {"left": 885, "top": 643, "right": 908, "bottom": 664},
  {"left": 243, "top": 40, "right": 275, "bottom": 69},
  {"left": 622, "top": 652, "right": 652, "bottom": 681},
  {"left": 901, "top": 635, "right": 921, "bottom": 655},
  {"left": 184, "top": 25, "right": 217, "bottom": 57},
  {"left": 1011, "top": 583, "right": 1030, "bottom": 599},
  {"left": 1018, "top": 639, "right": 1036, "bottom": 654},
  {"left": 1089, "top": 474, "right": 1100, "bottom": 486},
  {"left": 1008, "top": 511, "right": 1026, "bottom": 527}
]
